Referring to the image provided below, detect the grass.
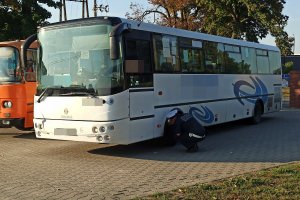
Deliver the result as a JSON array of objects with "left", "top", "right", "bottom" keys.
[{"left": 134, "top": 162, "right": 300, "bottom": 200}]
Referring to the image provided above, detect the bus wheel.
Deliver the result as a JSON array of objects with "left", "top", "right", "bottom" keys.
[
  {"left": 250, "top": 101, "right": 263, "bottom": 124},
  {"left": 161, "top": 121, "right": 177, "bottom": 146},
  {"left": 14, "top": 119, "right": 33, "bottom": 131}
]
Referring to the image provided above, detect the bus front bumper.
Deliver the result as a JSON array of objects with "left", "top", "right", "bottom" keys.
[
  {"left": 0, "top": 118, "right": 24, "bottom": 128},
  {"left": 33, "top": 118, "right": 130, "bottom": 144}
]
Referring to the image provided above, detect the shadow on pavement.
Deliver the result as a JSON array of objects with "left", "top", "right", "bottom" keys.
[
  {"left": 0, "top": 127, "right": 34, "bottom": 136},
  {"left": 13, "top": 132, "right": 36, "bottom": 139},
  {"left": 89, "top": 111, "right": 300, "bottom": 163}
]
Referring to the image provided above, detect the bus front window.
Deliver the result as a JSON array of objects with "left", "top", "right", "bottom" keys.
[
  {"left": 38, "top": 24, "right": 124, "bottom": 96},
  {"left": 0, "top": 47, "right": 21, "bottom": 83}
]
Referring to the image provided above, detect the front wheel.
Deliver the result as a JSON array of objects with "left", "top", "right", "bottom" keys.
[
  {"left": 250, "top": 101, "right": 263, "bottom": 124},
  {"left": 161, "top": 121, "right": 177, "bottom": 146}
]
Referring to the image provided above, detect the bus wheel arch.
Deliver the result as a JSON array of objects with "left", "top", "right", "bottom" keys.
[{"left": 250, "top": 99, "right": 264, "bottom": 124}]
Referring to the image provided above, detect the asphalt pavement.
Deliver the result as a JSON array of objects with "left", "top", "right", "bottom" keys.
[{"left": 1, "top": 108, "right": 300, "bottom": 199}]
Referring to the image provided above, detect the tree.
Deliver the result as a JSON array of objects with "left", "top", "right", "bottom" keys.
[
  {"left": 282, "top": 61, "right": 294, "bottom": 74},
  {"left": 0, "top": 0, "right": 60, "bottom": 41},
  {"left": 127, "top": 0, "right": 294, "bottom": 55},
  {"left": 275, "top": 32, "right": 295, "bottom": 56},
  {"left": 126, "top": 0, "right": 204, "bottom": 31},
  {"left": 197, "top": 0, "right": 293, "bottom": 55}
]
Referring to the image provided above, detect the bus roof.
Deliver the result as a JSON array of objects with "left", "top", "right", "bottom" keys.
[
  {"left": 40, "top": 16, "right": 280, "bottom": 52},
  {"left": 120, "top": 18, "right": 279, "bottom": 52}
]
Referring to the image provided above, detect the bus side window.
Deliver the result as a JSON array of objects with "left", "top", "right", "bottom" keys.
[
  {"left": 178, "top": 37, "right": 205, "bottom": 73},
  {"left": 256, "top": 49, "right": 270, "bottom": 74},
  {"left": 241, "top": 47, "right": 257, "bottom": 74},
  {"left": 124, "top": 36, "right": 153, "bottom": 88},
  {"left": 203, "top": 41, "right": 225, "bottom": 74},
  {"left": 269, "top": 51, "right": 281, "bottom": 74},
  {"left": 223, "top": 45, "right": 243, "bottom": 74},
  {"left": 179, "top": 48, "right": 204, "bottom": 73},
  {"left": 25, "top": 49, "right": 37, "bottom": 82},
  {"left": 153, "top": 34, "right": 180, "bottom": 72}
]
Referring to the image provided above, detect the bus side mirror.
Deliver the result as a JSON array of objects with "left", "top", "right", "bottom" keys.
[
  {"left": 110, "top": 36, "right": 119, "bottom": 60},
  {"left": 109, "top": 23, "right": 131, "bottom": 60},
  {"left": 21, "top": 34, "right": 37, "bottom": 71}
]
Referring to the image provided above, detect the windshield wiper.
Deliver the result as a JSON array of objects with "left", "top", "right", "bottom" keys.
[
  {"left": 36, "top": 85, "right": 97, "bottom": 103},
  {"left": 59, "top": 91, "right": 97, "bottom": 98},
  {"left": 36, "top": 86, "right": 62, "bottom": 103}
]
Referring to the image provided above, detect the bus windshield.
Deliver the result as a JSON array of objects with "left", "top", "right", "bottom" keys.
[
  {"left": 38, "top": 24, "right": 124, "bottom": 96},
  {"left": 0, "top": 47, "right": 21, "bottom": 83}
]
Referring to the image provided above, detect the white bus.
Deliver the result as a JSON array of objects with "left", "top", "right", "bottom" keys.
[{"left": 34, "top": 17, "right": 282, "bottom": 144}]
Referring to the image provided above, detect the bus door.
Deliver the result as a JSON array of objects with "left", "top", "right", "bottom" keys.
[
  {"left": 124, "top": 31, "right": 155, "bottom": 141},
  {"left": 23, "top": 48, "right": 37, "bottom": 128},
  {"left": 19, "top": 34, "right": 37, "bottom": 129}
]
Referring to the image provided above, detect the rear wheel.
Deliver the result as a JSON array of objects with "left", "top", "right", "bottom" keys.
[{"left": 250, "top": 101, "right": 263, "bottom": 124}]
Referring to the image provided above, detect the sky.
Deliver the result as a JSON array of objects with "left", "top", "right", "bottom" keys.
[{"left": 46, "top": 0, "right": 300, "bottom": 54}]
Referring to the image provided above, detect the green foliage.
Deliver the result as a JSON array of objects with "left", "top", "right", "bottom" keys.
[
  {"left": 282, "top": 61, "right": 294, "bottom": 74},
  {"left": 126, "top": 0, "right": 204, "bottom": 31},
  {"left": 127, "top": 0, "right": 294, "bottom": 55},
  {"left": 276, "top": 33, "right": 295, "bottom": 56},
  {"left": 197, "top": 0, "right": 293, "bottom": 55},
  {"left": 0, "top": 0, "right": 60, "bottom": 41},
  {"left": 273, "top": 166, "right": 300, "bottom": 175}
]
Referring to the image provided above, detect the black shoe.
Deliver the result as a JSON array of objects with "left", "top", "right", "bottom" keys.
[{"left": 186, "top": 144, "right": 198, "bottom": 153}]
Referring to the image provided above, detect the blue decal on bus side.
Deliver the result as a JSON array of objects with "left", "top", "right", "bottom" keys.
[
  {"left": 189, "top": 106, "right": 214, "bottom": 124},
  {"left": 233, "top": 76, "right": 268, "bottom": 105}
]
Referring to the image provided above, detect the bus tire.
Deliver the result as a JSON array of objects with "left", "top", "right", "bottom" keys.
[
  {"left": 14, "top": 119, "right": 33, "bottom": 131},
  {"left": 250, "top": 101, "right": 263, "bottom": 124},
  {"left": 161, "top": 121, "right": 177, "bottom": 146}
]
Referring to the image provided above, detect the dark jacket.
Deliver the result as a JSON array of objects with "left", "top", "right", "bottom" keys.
[{"left": 172, "top": 113, "right": 206, "bottom": 149}]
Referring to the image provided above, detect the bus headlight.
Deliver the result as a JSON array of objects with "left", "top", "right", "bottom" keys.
[
  {"left": 92, "top": 126, "right": 99, "bottom": 133},
  {"left": 97, "top": 136, "right": 103, "bottom": 142},
  {"left": 99, "top": 126, "right": 106, "bottom": 133},
  {"left": 3, "top": 101, "right": 12, "bottom": 108}
]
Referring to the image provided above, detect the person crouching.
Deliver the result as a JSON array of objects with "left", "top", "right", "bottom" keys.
[{"left": 166, "top": 109, "right": 206, "bottom": 152}]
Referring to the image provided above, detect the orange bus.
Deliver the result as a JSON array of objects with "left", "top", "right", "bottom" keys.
[{"left": 0, "top": 35, "right": 38, "bottom": 130}]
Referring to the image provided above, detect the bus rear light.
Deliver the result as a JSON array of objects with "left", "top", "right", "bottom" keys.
[
  {"left": 3, "top": 101, "right": 12, "bottom": 108},
  {"left": 2, "top": 120, "right": 10, "bottom": 125},
  {"left": 92, "top": 126, "right": 99, "bottom": 133}
]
